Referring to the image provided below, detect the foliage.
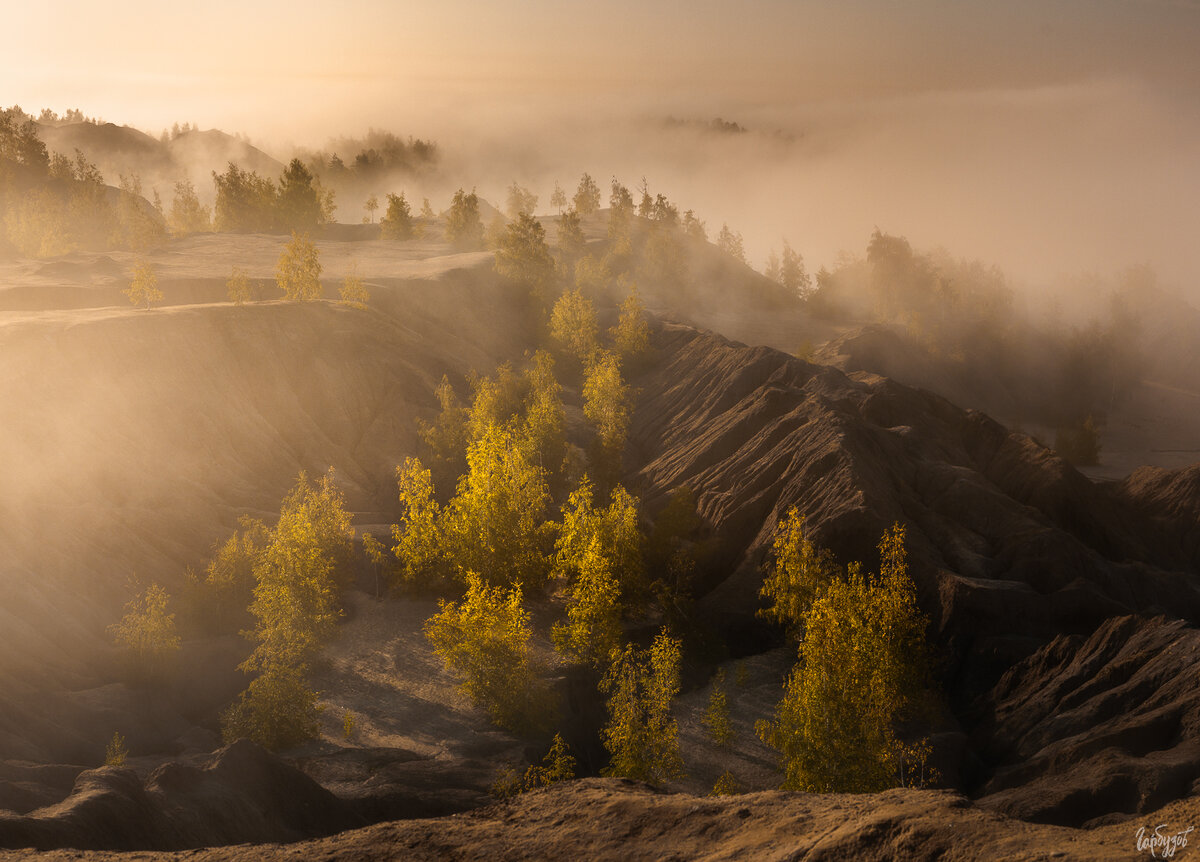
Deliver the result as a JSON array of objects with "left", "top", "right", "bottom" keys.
[
  {"left": 417, "top": 375, "right": 470, "bottom": 483},
  {"left": 380, "top": 191, "right": 414, "bottom": 239},
  {"left": 342, "top": 710, "right": 359, "bottom": 741},
  {"left": 167, "top": 180, "right": 212, "bottom": 236},
  {"left": 520, "top": 350, "right": 568, "bottom": 485},
  {"left": 607, "top": 179, "right": 635, "bottom": 254},
  {"left": 222, "top": 471, "right": 353, "bottom": 750},
  {"left": 105, "top": 731, "right": 128, "bottom": 768},
  {"left": 276, "top": 231, "right": 322, "bottom": 300},
  {"left": 445, "top": 187, "right": 484, "bottom": 250},
  {"left": 467, "top": 362, "right": 528, "bottom": 442},
  {"left": 185, "top": 515, "right": 268, "bottom": 634},
  {"left": 117, "top": 174, "right": 166, "bottom": 250},
  {"left": 583, "top": 350, "right": 633, "bottom": 483},
  {"left": 363, "top": 194, "right": 378, "bottom": 223},
  {"left": 212, "top": 162, "right": 276, "bottom": 232},
  {"left": 573, "top": 173, "right": 601, "bottom": 216},
  {"left": 424, "top": 574, "right": 551, "bottom": 732},
  {"left": 755, "top": 524, "right": 934, "bottom": 792},
  {"left": 681, "top": 209, "right": 707, "bottom": 241},
  {"left": 276, "top": 158, "right": 326, "bottom": 231},
  {"left": 716, "top": 223, "right": 746, "bottom": 263},
  {"left": 549, "top": 287, "right": 599, "bottom": 366},
  {"left": 1055, "top": 414, "right": 1102, "bottom": 466},
  {"left": 226, "top": 265, "right": 251, "bottom": 304},
  {"left": 757, "top": 508, "right": 840, "bottom": 638},
  {"left": 555, "top": 208, "right": 587, "bottom": 271},
  {"left": 221, "top": 665, "right": 322, "bottom": 751},
  {"left": 391, "top": 457, "right": 450, "bottom": 590},
  {"left": 709, "top": 770, "right": 743, "bottom": 797},
  {"left": 442, "top": 424, "right": 554, "bottom": 589},
  {"left": 339, "top": 266, "right": 369, "bottom": 307},
  {"left": 123, "top": 259, "right": 163, "bottom": 309},
  {"left": 703, "top": 668, "right": 734, "bottom": 746},
  {"left": 552, "top": 474, "right": 642, "bottom": 667},
  {"left": 549, "top": 181, "right": 567, "bottom": 213},
  {"left": 506, "top": 182, "right": 538, "bottom": 220},
  {"left": 493, "top": 733, "right": 577, "bottom": 799},
  {"left": 610, "top": 285, "right": 650, "bottom": 360},
  {"left": 600, "top": 629, "right": 685, "bottom": 784},
  {"left": 494, "top": 212, "right": 556, "bottom": 303},
  {"left": 779, "top": 240, "right": 812, "bottom": 298},
  {"left": 108, "top": 582, "right": 181, "bottom": 683}
]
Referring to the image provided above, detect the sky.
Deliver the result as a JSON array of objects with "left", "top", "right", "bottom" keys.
[{"left": 6, "top": 0, "right": 1200, "bottom": 289}]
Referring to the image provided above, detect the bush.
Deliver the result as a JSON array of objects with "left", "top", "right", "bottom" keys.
[{"left": 221, "top": 665, "right": 322, "bottom": 751}]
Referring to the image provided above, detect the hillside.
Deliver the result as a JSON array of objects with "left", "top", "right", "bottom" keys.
[{"left": 0, "top": 228, "right": 1197, "bottom": 853}]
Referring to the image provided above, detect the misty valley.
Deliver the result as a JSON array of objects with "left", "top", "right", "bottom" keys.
[{"left": 1, "top": 100, "right": 1199, "bottom": 861}]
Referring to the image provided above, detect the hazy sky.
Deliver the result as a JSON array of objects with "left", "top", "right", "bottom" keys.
[{"left": 7, "top": 0, "right": 1200, "bottom": 287}]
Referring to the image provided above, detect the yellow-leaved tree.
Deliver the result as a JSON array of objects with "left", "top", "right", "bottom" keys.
[
  {"left": 222, "top": 470, "right": 354, "bottom": 750},
  {"left": 124, "top": 259, "right": 163, "bottom": 310},
  {"left": 756, "top": 523, "right": 935, "bottom": 792},
  {"left": 276, "top": 231, "right": 322, "bottom": 300},
  {"left": 424, "top": 574, "right": 551, "bottom": 733},
  {"left": 600, "top": 628, "right": 685, "bottom": 785},
  {"left": 757, "top": 507, "right": 841, "bottom": 639},
  {"left": 108, "top": 582, "right": 181, "bottom": 685}
]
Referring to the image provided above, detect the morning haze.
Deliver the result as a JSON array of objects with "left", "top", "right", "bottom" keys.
[{"left": 1, "top": 2, "right": 1199, "bottom": 858}]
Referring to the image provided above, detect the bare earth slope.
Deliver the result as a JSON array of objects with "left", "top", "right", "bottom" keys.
[{"left": 4, "top": 775, "right": 1191, "bottom": 861}]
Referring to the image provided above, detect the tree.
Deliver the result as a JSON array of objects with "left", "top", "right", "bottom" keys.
[
  {"left": 424, "top": 574, "right": 550, "bottom": 732},
  {"left": 573, "top": 173, "right": 601, "bottom": 215},
  {"left": 391, "top": 457, "right": 450, "bottom": 591},
  {"left": 124, "top": 259, "right": 163, "bottom": 309},
  {"left": 380, "top": 191, "right": 413, "bottom": 239},
  {"left": 185, "top": 515, "right": 267, "bottom": 634},
  {"left": 212, "top": 162, "right": 276, "bottom": 232},
  {"left": 506, "top": 182, "right": 538, "bottom": 220},
  {"left": 780, "top": 240, "right": 812, "bottom": 298},
  {"left": 168, "top": 179, "right": 213, "bottom": 236},
  {"left": 552, "top": 478, "right": 644, "bottom": 666},
  {"left": 494, "top": 212, "right": 556, "bottom": 303},
  {"left": 494, "top": 732, "right": 577, "bottom": 798},
  {"left": 550, "top": 181, "right": 567, "bottom": 213},
  {"left": 520, "top": 350, "right": 568, "bottom": 484},
  {"left": 610, "top": 285, "right": 650, "bottom": 360},
  {"left": 703, "top": 668, "right": 734, "bottom": 746},
  {"left": 583, "top": 350, "right": 633, "bottom": 468},
  {"left": 108, "top": 582, "right": 181, "bottom": 683},
  {"left": 556, "top": 208, "right": 586, "bottom": 270},
  {"left": 221, "top": 665, "right": 321, "bottom": 751},
  {"left": 276, "top": 158, "right": 325, "bottom": 231},
  {"left": 364, "top": 194, "right": 378, "bottom": 223},
  {"left": 765, "top": 249, "right": 781, "bottom": 283},
  {"left": 637, "top": 178, "right": 653, "bottom": 219},
  {"left": 549, "top": 287, "right": 599, "bottom": 365},
  {"left": 105, "top": 732, "right": 128, "bottom": 767},
  {"left": 601, "top": 629, "right": 685, "bottom": 784},
  {"left": 716, "top": 224, "right": 746, "bottom": 263},
  {"left": 441, "top": 424, "right": 554, "bottom": 589},
  {"left": 445, "top": 188, "right": 484, "bottom": 250},
  {"left": 416, "top": 375, "right": 470, "bottom": 483},
  {"left": 117, "top": 173, "right": 166, "bottom": 251},
  {"left": 227, "top": 265, "right": 251, "bottom": 304},
  {"left": 608, "top": 179, "right": 634, "bottom": 255},
  {"left": 682, "top": 210, "right": 707, "bottom": 241},
  {"left": 276, "top": 231, "right": 322, "bottom": 300},
  {"left": 339, "top": 265, "right": 369, "bottom": 307},
  {"left": 758, "top": 508, "right": 840, "bottom": 638},
  {"left": 756, "top": 524, "right": 934, "bottom": 792},
  {"left": 420, "top": 197, "right": 435, "bottom": 219}
]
